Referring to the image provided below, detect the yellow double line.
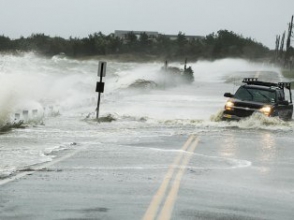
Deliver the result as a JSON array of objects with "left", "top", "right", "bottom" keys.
[{"left": 142, "top": 135, "right": 199, "bottom": 220}]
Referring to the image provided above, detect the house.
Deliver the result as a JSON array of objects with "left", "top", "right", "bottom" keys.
[{"left": 114, "top": 30, "right": 204, "bottom": 42}]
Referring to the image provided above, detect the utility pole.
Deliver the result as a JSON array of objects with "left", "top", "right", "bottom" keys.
[
  {"left": 285, "top": 15, "right": 293, "bottom": 64},
  {"left": 275, "top": 35, "right": 280, "bottom": 61},
  {"left": 279, "top": 32, "right": 286, "bottom": 60}
]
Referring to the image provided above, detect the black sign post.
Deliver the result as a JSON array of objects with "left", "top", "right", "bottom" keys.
[{"left": 96, "top": 61, "right": 107, "bottom": 120}]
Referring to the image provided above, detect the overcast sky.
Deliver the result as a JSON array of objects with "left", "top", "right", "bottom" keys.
[{"left": 0, "top": 0, "right": 293, "bottom": 49}]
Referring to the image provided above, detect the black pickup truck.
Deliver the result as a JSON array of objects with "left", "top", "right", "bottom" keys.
[{"left": 222, "top": 78, "right": 293, "bottom": 121}]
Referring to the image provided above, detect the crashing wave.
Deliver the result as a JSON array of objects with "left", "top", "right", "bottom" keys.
[
  {"left": 128, "top": 79, "right": 157, "bottom": 89},
  {"left": 0, "top": 102, "right": 45, "bottom": 132},
  {"left": 159, "top": 60, "right": 194, "bottom": 84}
]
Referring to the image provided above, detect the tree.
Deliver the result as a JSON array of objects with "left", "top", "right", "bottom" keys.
[
  {"left": 0, "top": 35, "right": 11, "bottom": 50},
  {"left": 0, "top": 29, "right": 271, "bottom": 60},
  {"left": 154, "top": 34, "right": 172, "bottom": 55},
  {"left": 27, "top": 33, "right": 51, "bottom": 54},
  {"left": 124, "top": 32, "right": 138, "bottom": 52},
  {"left": 176, "top": 32, "right": 188, "bottom": 56},
  {"left": 106, "top": 34, "right": 122, "bottom": 54},
  {"left": 139, "top": 32, "right": 150, "bottom": 52}
]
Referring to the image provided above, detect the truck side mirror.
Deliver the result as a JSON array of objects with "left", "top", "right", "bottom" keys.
[{"left": 224, "top": 92, "right": 234, "bottom": 98}]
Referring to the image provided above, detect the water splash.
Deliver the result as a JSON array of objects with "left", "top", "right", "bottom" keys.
[
  {"left": 210, "top": 109, "right": 224, "bottom": 122},
  {"left": 237, "top": 113, "right": 290, "bottom": 128}
]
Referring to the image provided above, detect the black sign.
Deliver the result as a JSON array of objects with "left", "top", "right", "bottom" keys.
[{"left": 96, "top": 82, "right": 105, "bottom": 93}]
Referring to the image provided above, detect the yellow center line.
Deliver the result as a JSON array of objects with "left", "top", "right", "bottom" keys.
[
  {"left": 158, "top": 137, "right": 199, "bottom": 220},
  {"left": 142, "top": 135, "right": 198, "bottom": 220}
]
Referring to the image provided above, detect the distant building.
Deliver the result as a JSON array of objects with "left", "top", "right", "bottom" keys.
[
  {"left": 115, "top": 30, "right": 159, "bottom": 39},
  {"left": 114, "top": 30, "right": 204, "bottom": 42},
  {"left": 114, "top": 30, "right": 159, "bottom": 44},
  {"left": 163, "top": 34, "right": 205, "bottom": 41}
]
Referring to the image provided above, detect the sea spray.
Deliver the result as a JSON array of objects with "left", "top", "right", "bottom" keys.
[
  {"left": 0, "top": 53, "right": 287, "bottom": 123},
  {"left": 0, "top": 52, "right": 292, "bottom": 181},
  {"left": 0, "top": 89, "right": 17, "bottom": 127}
]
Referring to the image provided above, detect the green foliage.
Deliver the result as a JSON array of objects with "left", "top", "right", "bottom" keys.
[
  {"left": 203, "top": 30, "right": 269, "bottom": 59},
  {"left": 0, "top": 30, "right": 271, "bottom": 60},
  {"left": 0, "top": 35, "right": 13, "bottom": 50},
  {"left": 139, "top": 32, "right": 151, "bottom": 53}
]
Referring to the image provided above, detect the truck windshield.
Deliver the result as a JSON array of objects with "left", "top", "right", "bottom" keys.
[{"left": 234, "top": 87, "right": 276, "bottom": 103}]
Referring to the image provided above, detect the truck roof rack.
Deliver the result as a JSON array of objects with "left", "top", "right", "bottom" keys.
[
  {"left": 242, "top": 78, "right": 258, "bottom": 83},
  {"left": 242, "top": 78, "right": 279, "bottom": 87},
  {"left": 242, "top": 78, "right": 291, "bottom": 89}
]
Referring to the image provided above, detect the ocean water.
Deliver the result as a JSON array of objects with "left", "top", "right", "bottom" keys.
[{"left": 0, "top": 52, "right": 292, "bottom": 178}]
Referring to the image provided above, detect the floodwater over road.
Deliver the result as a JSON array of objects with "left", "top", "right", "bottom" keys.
[{"left": 0, "top": 53, "right": 293, "bottom": 219}]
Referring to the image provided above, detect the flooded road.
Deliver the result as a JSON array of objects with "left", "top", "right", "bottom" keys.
[
  {"left": 0, "top": 53, "right": 293, "bottom": 219},
  {"left": 0, "top": 121, "right": 293, "bottom": 219}
]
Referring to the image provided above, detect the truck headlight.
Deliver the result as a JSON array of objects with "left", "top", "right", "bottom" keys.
[
  {"left": 259, "top": 106, "right": 272, "bottom": 116},
  {"left": 225, "top": 101, "right": 234, "bottom": 111}
]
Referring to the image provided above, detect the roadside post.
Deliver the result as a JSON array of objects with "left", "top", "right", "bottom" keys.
[{"left": 96, "top": 61, "right": 107, "bottom": 120}]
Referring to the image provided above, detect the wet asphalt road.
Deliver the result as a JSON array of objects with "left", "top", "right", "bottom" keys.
[{"left": 0, "top": 127, "right": 293, "bottom": 220}]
